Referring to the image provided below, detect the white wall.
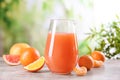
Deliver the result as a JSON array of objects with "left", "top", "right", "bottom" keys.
[{"left": 94, "top": 0, "right": 120, "bottom": 26}]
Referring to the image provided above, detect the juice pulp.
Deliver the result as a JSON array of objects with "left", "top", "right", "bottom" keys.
[{"left": 45, "top": 32, "right": 78, "bottom": 74}]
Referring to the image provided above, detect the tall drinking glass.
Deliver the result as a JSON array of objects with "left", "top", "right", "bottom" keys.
[{"left": 44, "top": 19, "right": 78, "bottom": 74}]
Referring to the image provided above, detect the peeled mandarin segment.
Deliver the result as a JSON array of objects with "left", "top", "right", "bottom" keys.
[
  {"left": 73, "top": 67, "right": 87, "bottom": 76},
  {"left": 93, "top": 60, "right": 103, "bottom": 68},
  {"left": 24, "top": 56, "right": 45, "bottom": 72}
]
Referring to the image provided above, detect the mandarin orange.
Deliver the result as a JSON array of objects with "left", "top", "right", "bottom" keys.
[
  {"left": 78, "top": 55, "right": 94, "bottom": 70},
  {"left": 91, "top": 51, "right": 105, "bottom": 62}
]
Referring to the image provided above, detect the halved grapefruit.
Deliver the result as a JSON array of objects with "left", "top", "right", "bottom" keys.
[
  {"left": 3, "top": 54, "right": 20, "bottom": 66},
  {"left": 24, "top": 56, "right": 45, "bottom": 72}
]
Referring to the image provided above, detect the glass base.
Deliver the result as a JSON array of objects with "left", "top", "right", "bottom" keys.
[{"left": 50, "top": 70, "right": 71, "bottom": 75}]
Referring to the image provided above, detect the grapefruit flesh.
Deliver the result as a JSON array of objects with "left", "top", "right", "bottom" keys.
[{"left": 3, "top": 55, "right": 20, "bottom": 66}]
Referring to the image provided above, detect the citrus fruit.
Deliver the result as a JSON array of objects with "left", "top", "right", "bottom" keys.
[
  {"left": 73, "top": 67, "right": 87, "bottom": 76},
  {"left": 3, "top": 54, "right": 20, "bottom": 66},
  {"left": 91, "top": 51, "right": 105, "bottom": 62},
  {"left": 10, "top": 43, "right": 30, "bottom": 56},
  {"left": 93, "top": 60, "right": 103, "bottom": 68},
  {"left": 24, "top": 56, "right": 45, "bottom": 72},
  {"left": 20, "top": 47, "right": 40, "bottom": 66},
  {"left": 78, "top": 55, "right": 94, "bottom": 70}
]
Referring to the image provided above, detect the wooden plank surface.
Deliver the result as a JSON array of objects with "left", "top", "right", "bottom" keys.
[{"left": 0, "top": 57, "right": 120, "bottom": 80}]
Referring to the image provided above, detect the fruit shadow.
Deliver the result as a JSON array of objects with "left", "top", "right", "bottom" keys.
[{"left": 36, "top": 69, "right": 50, "bottom": 73}]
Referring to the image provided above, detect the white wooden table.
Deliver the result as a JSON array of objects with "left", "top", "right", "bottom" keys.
[{"left": 0, "top": 57, "right": 120, "bottom": 80}]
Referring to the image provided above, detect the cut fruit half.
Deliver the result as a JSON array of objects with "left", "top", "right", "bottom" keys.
[
  {"left": 24, "top": 56, "right": 45, "bottom": 72},
  {"left": 3, "top": 54, "right": 20, "bottom": 66}
]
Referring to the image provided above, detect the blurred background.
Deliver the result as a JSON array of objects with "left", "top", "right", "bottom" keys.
[{"left": 0, "top": 0, "right": 120, "bottom": 59}]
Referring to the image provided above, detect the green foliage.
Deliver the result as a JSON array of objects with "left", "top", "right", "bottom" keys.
[
  {"left": 86, "top": 19, "right": 120, "bottom": 59},
  {"left": 0, "top": 0, "right": 93, "bottom": 55},
  {"left": 79, "top": 0, "right": 93, "bottom": 8},
  {"left": 0, "top": 0, "right": 29, "bottom": 53},
  {"left": 78, "top": 39, "right": 92, "bottom": 57},
  {"left": 42, "top": 0, "right": 54, "bottom": 12}
]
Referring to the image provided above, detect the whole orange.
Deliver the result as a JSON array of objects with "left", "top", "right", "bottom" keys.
[
  {"left": 10, "top": 43, "right": 30, "bottom": 56},
  {"left": 91, "top": 51, "right": 105, "bottom": 62},
  {"left": 20, "top": 47, "right": 40, "bottom": 66}
]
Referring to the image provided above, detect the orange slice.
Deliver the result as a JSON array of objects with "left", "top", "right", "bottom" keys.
[{"left": 24, "top": 56, "right": 45, "bottom": 72}]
